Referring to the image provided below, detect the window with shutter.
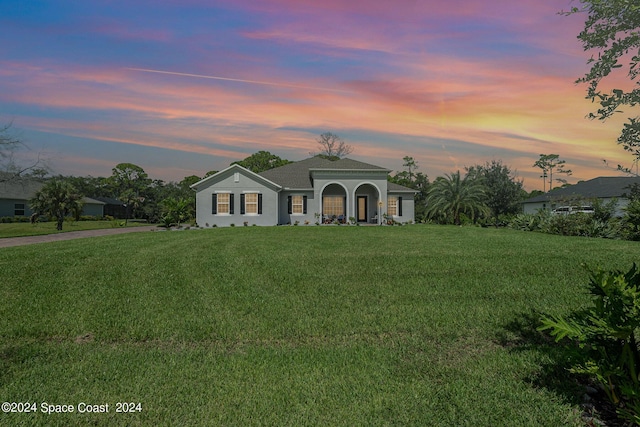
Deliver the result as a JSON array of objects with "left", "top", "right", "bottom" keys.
[
  {"left": 215, "top": 193, "right": 232, "bottom": 215},
  {"left": 244, "top": 193, "right": 258, "bottom": 214},
  {"left": 387, "top": 196, "right": 398, "bottom": 216},
  {"left": 291, "top": 195, "right": 304, "bottom": 214}
]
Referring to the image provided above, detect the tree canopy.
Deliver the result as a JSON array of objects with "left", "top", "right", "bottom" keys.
[
  {"left": 109, "top": 163, "right": 151, "bottom": 223},
  {"left": 533, "top": 154, "right": 571, "bottom": 191},
  {"left": 426, "top": 171, "right": 488, "bottom": 225},
  {"left": 232, "top": 151, "right": 292, "bottom": 173},
  {"left": 466, "top": 160, "right": 525, "bottom": 224},
  {"left": 30, "top": 180, "right": 83, "bottom": 230},
  {"left": 568, "top": 1, "right": 640, "bottom": 166}
]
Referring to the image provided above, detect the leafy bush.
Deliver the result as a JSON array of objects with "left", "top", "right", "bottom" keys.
[
  {"left": 508, "top": 210, "right": 550, "bottom": 232},
  {"left": 508, "top": 210, "right": 621, "bottom": 239},
  {"left": 621, "top": 199, "right": 640, "bottom": 241},
  {"left": 0, "top": 216, "right": 31, "bottom": 223},
  {"left": 161, "top": 197, "right": 191, "bottom": 227},
  {"left": 539, "top": 212, "right": 593, "bottom": 236},
  {"left": 539, "top": 264, "right": 640, "bottom": 425},
  {"left": 591, "top": 198, "right": 618, "bottom": 223}
]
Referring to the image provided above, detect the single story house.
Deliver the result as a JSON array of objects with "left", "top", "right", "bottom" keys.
[
  {"left": 522, "top": 176, "right": 640, "bottom": 216},
  {"left": 191, "top": 157, "right": 417, "bottom": 227},
  {"left": 91, "top": 197, "right": 128, "bottom": 219},
  {"left": 0, "top": 178, "right": 105, "bottom": 218}
]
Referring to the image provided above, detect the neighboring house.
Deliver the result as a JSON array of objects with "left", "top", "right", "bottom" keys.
[
  {"left": 0, "top": 178, "right": 105, "bottom": 218},
  {"left": 92, "top": 197, "right": 128, "bottom": 218},
  {"left": 0, "top": 178, "right": 44, "bottom": 218},
  {"left": 80, "top": 197, "right": 106, "bottom": 217},
  {"left": 191, "top": 157, "right": 417, "bottom": 227},
  {"left": 522, "top": 176, "right": 640, "bottom": 216}
]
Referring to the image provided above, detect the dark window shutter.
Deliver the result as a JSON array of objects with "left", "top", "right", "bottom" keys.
[
  {"left": 398, "top": 197, "right": 403, "bottom": 216},
  {"left": 229, "top": 194, "right": 234, "bottom": 214},
  {"left": 258, "top": 194, "right": 262, "bottom": 214},
  {"left": 212, "top": 194, "right": 217, "bottom": 214},
  {"left": 303, "top": 195, "right": 307, "bottom": 214},
  {"left": 287, "top": 196, "right": 292, "bottom": 214},
  {"left": 343, "top": 197, "right": 346, "bottom": 215},
  {"left": 240, "top": 194, "right": 245, "bottom": 214}
]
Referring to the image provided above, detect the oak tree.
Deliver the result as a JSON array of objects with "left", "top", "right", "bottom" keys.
[{"left": 567, "top": 1, "right": 640, "bottom": 168}]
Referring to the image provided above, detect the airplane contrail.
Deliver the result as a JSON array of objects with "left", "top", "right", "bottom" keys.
[{"left": 125, "top": 67, "right": 350, "bottom": 93}]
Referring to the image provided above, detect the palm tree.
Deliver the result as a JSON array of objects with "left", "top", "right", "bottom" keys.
[
  {"left": 426, "top": 171, "right": 489, "bottom": 225},
  {"left": 30, "top": 179, "right": 84, "bottom": 230},
  {"left": 161, "top": 197, "right": 191, "bottom": 228}
]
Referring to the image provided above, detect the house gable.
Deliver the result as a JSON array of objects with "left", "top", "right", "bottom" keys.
[
  {"left": 191, "top": 163, "right": 281, "bottom": 192},
  {"left": 192, "top": 164, "right": 281, "bottom": 227}
]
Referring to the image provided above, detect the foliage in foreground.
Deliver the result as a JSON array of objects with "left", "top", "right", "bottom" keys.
[{"left": 539, "top": 264, "right": 640, "bottom": 425}]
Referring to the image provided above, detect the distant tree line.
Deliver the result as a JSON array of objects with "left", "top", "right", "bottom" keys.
[{"left": 393, "top": 157, "right": 529, "bottom": 226}]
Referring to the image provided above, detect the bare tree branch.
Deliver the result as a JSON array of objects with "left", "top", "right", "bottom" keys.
[
  {"left": 0, "top": 122, "right": 49, "bottom": 183},
  {"left": 310, "top": 132, "right": 353, "bottom": 160}
]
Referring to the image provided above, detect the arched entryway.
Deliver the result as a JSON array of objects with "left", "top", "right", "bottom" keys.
[
  {"left": 321, "top": 183, "right": 348, "bottom": 223},
  {"left": 354, "top": 183, "right": 381, "bottom": 224}
]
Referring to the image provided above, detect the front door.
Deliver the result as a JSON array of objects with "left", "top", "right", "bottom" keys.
[{"left": 357, "top": 196, "right": 367, "bottom": 222}]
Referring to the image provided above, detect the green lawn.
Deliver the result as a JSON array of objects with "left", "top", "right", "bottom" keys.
[
  {"left": 0, "top": 225, "right": 637, "bottom": 426},
  {"left": 0, "top": 220, "right": 150, "bottom": 238}
]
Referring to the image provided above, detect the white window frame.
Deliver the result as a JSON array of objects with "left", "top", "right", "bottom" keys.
[
  {"left": 387, "top": 196, "right": 398, "bottom": 216},
  {"left": 291, "top": 195, "right": 304, "bottom": 215},
  {"left": 216, "top": 192, "right": 231, "bottom": 215},
  {"left": 244, "top": 192, "right": 259, "bottom": 215}
]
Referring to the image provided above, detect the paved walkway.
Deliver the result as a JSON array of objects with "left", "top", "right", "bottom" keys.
[{"left": 0, "top": 225, "right": 160, "bottom": 248}]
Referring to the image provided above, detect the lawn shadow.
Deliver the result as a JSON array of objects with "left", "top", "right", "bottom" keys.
[
  {"left": 496, "top": 310, "right": 623, "bottom": 426},
  {"left": 497, "top": 310, "right": 583, "bottom": 402}
]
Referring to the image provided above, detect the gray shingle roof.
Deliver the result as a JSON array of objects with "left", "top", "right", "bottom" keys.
[
  {"left": 524, "top": 176, "right": 640, "bottom": 203},
  {"left": 258, "top": 157, "right": 389, "bottom": 189},
  {"left": 388, "top": 182, "right": 417, "bottom": 192},
  {"left": 0, "top": 179, "right": 44, "bottom": 200}
]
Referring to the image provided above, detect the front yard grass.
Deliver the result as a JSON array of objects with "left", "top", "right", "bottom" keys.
[
  {"left": 0, "top": 220, "right": 150, "bottom": 238},
  {"left": 0, "top": 225, "right": 637, "bottom": 425}
]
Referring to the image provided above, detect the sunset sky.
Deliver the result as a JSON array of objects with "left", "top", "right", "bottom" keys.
[{"left": 0, "top": 0, "right": 633, "bottom": 190}]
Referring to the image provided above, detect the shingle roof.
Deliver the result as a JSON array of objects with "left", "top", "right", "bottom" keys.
[
  {"left": 388, "top": 182, "right": 417, "bottom": 192},
  {"left": 524, "top": 176, "right": 640, "bottom": 203},
  {"left": 92, "top": 197, "right": 125, "bottom": 206},
  {"left": 0, "top": 178, "right": 44, "bottom": 200},
  {"left": 258, "top": 157, "right": 389, "bottom": 189},
  {"left": 82, "top": 197, "right": 106, "bottom": 205}
]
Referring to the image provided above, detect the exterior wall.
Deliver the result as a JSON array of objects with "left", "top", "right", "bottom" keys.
[
  {"left": 278, "top": 191, "right": 316, "bottom": 225},
  {"left": 81, "top": 203, "right": 104, "bottom": 217},
  {"left": 522, "top": 201, "right": 548, "bottom": 215},
  {"left": 1, "top": 199, "right": 103, "bottom": 218},
  {"left": 0, "top": 199, "right": 35, "bottom": 217},
  {"left": 389, "top": 193, "right": 415, "bottom": 223},
  {"left": 195, "top": 169, "right": 279, "bottom": 227}
]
